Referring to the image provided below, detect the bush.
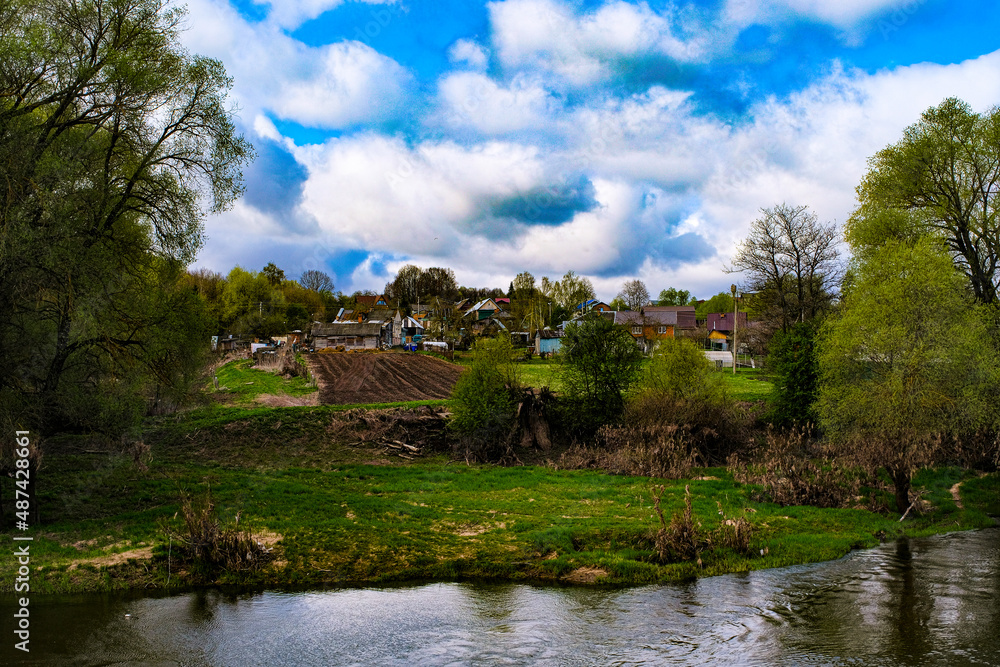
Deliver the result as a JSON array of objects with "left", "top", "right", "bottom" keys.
[
  {"left": 767, "top": 322, "right": 819, "bottom": 427},
  {"left": 558, "top": 316, "right": 644, "bottom": 436},
  {"left": 625, "top": 339, "right": 750, "bottom": 464},
  {"left": 728, "top": 427, "right": 882, "bottom": 510},
  {"left": 558, "top": 423, "right": 698, "bottom": 479},
  {"left": 449, "top": 336, "right": 522, "bottom": 462},
  {"left": 164, "top": 490, "right": 275, "bottom": 577}
]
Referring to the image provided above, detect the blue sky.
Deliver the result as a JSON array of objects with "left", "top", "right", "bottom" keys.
[{"left": 182, "top": 0, "right": 1000, "bottom": 300}]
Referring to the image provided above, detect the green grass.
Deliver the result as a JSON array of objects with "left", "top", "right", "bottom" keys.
[
  {"left": 211, "top": 359, "right": 317, "bottom": 404},
  {"left": 2, "top": 409, "right": 994, "bottom": 593},
  {"left": 716, "top": 368, "right": 775, "bottom": 403},
  {"left": 516, "top": 358, "right": 565, "bottom": 392}
]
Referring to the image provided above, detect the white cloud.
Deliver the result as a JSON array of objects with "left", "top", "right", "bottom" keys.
[
  {"left": 181, "top": 0, "right": 413, "bottom": 132},
  {"left": 437, "top": 72, "right": 555, "bottom": 134},
  {"left": 448, "top": 39, "right": 490, "bottom": 70},
  {"left": 272, "top": 41, "right": 414, "bottom": 128},
  {"left": 488, "top": 0, "right": 705, "bottom": 85}
]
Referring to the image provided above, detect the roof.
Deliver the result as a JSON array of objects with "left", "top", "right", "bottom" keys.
[
  {"left": 576, "top": 299, "right": 611, "bottom": 311},
  {"left": 365, "top": 308, "right": 396, "bottom": 323},
  {"left": 464, "top": 298, "right": 500, "bottom": 317},
  {"left": 613, "top": 310, "right": 644, "bottom": 325},
  {"left": 312, "top": 322, "right": 383, "bottom": 337},
  {"left": 643, "top": 305, "right": 695, "bottom": 328},
  {"left": 705, "top": 312, "right": 748, "bottom": 333},
  {"left": 401, "top": 316, "right": 424, "bottom": 329}
]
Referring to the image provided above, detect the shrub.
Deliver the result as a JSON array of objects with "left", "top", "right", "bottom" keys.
[
  {"left": 767, "top": 321, "right": 819, "bottom": 427},
  {"left": 449, "top": 336, "right": 522, "bottom": 462},
  {"left": 653, "top": 485, "right": 707, "bottom": 565},
  {"left": 558, "top": 423, "right": 698, "bottom": 479},
  {"left": 558, "top": 316, "right": 644, "bottom": 436},
  {"left": 164, "top": 490, "right": 274, "bottom": 576}
]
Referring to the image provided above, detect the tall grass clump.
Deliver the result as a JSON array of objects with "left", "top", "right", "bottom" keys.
[{"left": 164, "top": 490, "right": 274, "bottom": 577}]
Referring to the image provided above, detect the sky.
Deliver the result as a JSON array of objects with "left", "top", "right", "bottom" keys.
[{"left": 182, "top": 0, "right": 1000, "bottom": 302}]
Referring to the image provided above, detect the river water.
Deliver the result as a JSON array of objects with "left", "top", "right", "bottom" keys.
[{"left": 4, "top": 528, "right": 998, "bottom": 666}]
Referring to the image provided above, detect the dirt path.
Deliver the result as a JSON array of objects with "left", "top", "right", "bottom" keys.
[{"left": 950, "top": 481, "right": 964, "bottom": 509}]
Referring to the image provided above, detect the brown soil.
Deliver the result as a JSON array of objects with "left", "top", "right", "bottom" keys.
[{"left": 307, "top": 352, "right": 463, "bottom": 405}]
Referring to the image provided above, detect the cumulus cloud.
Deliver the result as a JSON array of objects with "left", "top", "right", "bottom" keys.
[
  {"left": 272, "top": 41, "right": 414, "bottom": 129},
  {"left": 436, "top": 72, "right": 556, "bottom": 134},
  {"left": 181, "top": 0, "right": 414, "bottom": 131},
  {"left": 448, "top": 39, "right": 490, "bottom": 70},
  {"left": 488, "top": 0, "right": 706, "bottom": 86}
]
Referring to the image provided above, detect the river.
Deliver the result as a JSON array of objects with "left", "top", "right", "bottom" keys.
[{"left": 4, "top": 528, "right": 998, "bottom": 665}]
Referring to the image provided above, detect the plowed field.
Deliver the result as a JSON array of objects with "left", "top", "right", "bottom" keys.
[{"left": 307, "top": 352, "right": 464, "bottom": 405}]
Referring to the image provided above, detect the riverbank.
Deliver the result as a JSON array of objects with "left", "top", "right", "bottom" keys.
[{"left": 1, "top": 398, "right": 997, "bottom": 594}]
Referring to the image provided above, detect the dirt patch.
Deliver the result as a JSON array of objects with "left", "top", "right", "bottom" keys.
[
  {"left": 255, "top": 393, "right": 320, "bottom": 407},
  {"left": 950, "top": 481, "right": 965, "bottom": 509},
  {"left": 307, "top": 352, "right": 463, "bottom": 405},
  {"left": 562, "top": 567, "right": 608, "bottom": 584},
  {"left": 70, "top": 546, "right": 154, "bottom": 569}
]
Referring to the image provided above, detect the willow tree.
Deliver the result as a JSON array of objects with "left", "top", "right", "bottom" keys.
[
  {"left": 817, "top": 239, "right": 998, "bottom": 513},
  {"left": 849, "top": 97, "right": 1000, "bottom": 306},
  {"left": 0, "top": 0, "right": 252, "bottom": 435}
]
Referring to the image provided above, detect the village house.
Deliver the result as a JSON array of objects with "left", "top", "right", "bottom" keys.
[
  {"left": 310, "top": 322, "right": 383, "bottom": 350},
  {"left": 705, "top": 312, "right": 748, "bottom": 350}
]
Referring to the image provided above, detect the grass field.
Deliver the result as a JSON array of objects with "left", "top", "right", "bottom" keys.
[{"left": 1, "top": 396, "right": 995, "bottom": 593}]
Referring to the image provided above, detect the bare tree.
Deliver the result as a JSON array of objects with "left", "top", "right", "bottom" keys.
[
  {"left": 617, "top": 279, "right": 650, "bottom": 311},
  {"left": 728, "top": 204, "right": 841, "bottom": 332},
  {"left": 300, "top": 270, "right": 334, "bottom": 294}
]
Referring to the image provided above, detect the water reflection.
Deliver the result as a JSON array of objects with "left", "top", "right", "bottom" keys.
[{"left": 4, "top": 529, "right": 998, "bottom": 666}]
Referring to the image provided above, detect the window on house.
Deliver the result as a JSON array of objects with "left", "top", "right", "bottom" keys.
[
  {"left": 632, "top": 326, "right": 642, "bottom": 335},
  {"left": 658, "top": 326, "right": 667, "bottom": 334}
]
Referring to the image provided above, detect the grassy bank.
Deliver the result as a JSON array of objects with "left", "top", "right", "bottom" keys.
[{"left": 1, "top": 400, "right": 995, "bottom": 593}]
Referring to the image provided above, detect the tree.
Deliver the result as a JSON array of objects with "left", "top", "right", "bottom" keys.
[
  {"left": 262, "top": 263, "right": 285, "bottom": 287},
  {"left": 543, "top": 270, "right": 596, "bottom": 311},
  {"left": 767, "top": 322, "right": 819, "bottom": 427},
  {"left": 658, "top": 288, "right": 694, "bottom": 306},
  {"left": 817, "top": 238, "right": 998, "bottom": 513},
  {"left": 0, "top": 0, "right": 251, "bottom": 436},
  {"left": 618, "top": 279, "right": 650, "bottom": 311},
  {"left": 300, "top": 270, "right": 334, "bottom": 294},
  {"left": 388, "top": 264, "right": 422, "bottom": 308},
  {"left": 695, "top": 292, "right": 735, "bottom": 319},
  {"left": 849, "top": 97, "right": 1000, "bottom": 306},
  {"left": 420, "top": 267, "right": 458, "bottom": 301},
  {"left": 728, "top": 204, "right": 841, "bottom": 332},
  {"left": 449, "top": 335, "right": 522, "bottom": 461},
  {"left": 560, "top": 316, "right": 644, "bottom": 434}
]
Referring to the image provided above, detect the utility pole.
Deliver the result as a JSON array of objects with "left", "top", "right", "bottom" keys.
[{"left": 731, "top": 285, "right": 738, "bottom": 375}]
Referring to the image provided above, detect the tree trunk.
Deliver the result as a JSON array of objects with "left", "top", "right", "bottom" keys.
[{"left": 892, "top": 467, "right": 911, "bottom": 516}]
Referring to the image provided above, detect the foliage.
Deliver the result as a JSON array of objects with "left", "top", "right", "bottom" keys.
[
  {"left": 657, "top": 287, "right": 695, "bottom": 306},
  {"left": 728, "top": 203, "right": 841, "bottom": 331},
  {"left": 695, "top": 292, "right": 735, "bottom": 319},
  {"left": 449, "top": 336, "right": 523, "bottom": 461},
  {"left": 767, "top": 322, "right": 819, "bottom": 427},
  {"left": 639, "top": 337, "right": 726, "bottom": 402},
  {"left": 728, "top": 427, "right": 879, "bottom": 510},
  {"left": 0, "top": 0, "right": 251, "bottom": 437},
  {"left": 849, "top": 97, "right": 1000, "bottom": 305},
  {"left": 540, "top": 270, "right": 596, "bottom": 312},
  {"left": 558, "top": 316, "right": 644, "bottom": 436},
  {"left": 617, "top": 279, "right": 650, "bottom": 311},
  {"left": 653, "top": 485, "right": 706, "bottom": 565},
  {"left": 220, "top": 267, "right": 286, "bottom": 337},
  {"left": 817, "top": 238, "right": 999, "bottom": 511}
]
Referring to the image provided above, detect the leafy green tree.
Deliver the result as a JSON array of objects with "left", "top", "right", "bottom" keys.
[
  {"left": 0, "top": 0, "right": 251, "bottom": 436},
  {"left": 849, "top": 97, "right": 1000, "bottom": 305},
  {"left": 817, "top": 238, "right": 998, "bottom": 512},
  {"left": 450, "top": 336, "right": 522, "bottom": 461},
  {"left": 639, "top": 337, "right": 725, "bottom": 402},
  {"left": 657, "top": 288, "right": 694, "bottom": 306},
  {"left": 695, "top": 292, "right": 735, "bottom": 319},
  {"left": 262, "top": 263, "right": 285, "bottom": 287},
  {"left": 767, "top": 322, "right": 819, "bottom": 427},
  {"left": 560, "top": 316, "right": 644, "bottom": 434}
]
